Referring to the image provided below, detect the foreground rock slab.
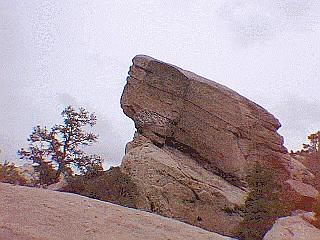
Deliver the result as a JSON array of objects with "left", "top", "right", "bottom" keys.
[{"left": 0, "top": 183, "right": 232, "bottom": 240}]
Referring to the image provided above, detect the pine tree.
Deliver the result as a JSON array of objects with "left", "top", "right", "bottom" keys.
[
  {"left": 18, "top": 106, "right": 102, "bottom": 185},
  {"left": 238, "top": 161, "right": 289, "bottom": 240},
  {"left": 303, "top": 131, "right": 320, "bottom": 154}
]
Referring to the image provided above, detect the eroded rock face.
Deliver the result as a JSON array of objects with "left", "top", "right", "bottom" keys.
[
  {"left": 121, "top": 133, "right": 246, "bottom": 237},
  {"left": 120, "top": 55, "right": 318, "bottom": 236},
  {"left": 282, "top": 155, "right": 319, "bottom": 211},
  {"left": 284, "top": 179, "right": 319, "bottom": 211},
  {"left": 121, "top": 55, "right": 287, "bottom": 181}
]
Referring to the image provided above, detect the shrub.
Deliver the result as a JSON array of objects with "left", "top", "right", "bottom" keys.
[
  {"left": 0, "top": 161, "right": 28, "bottom": 185},
  {"left": 238, "top": 162, "right": 289, "bottom": 240},
  {"left": 61, "top": 167, "right": 139, "bottom": 208}
]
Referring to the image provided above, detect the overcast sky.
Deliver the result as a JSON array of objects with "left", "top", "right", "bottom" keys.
[{"left": 1, "top": 1, "right": 320, "bottom": 168}]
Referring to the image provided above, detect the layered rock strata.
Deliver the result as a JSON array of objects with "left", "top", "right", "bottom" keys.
[
  {"left": 121, "top": 55, "right": 287, "bottom": 182},
  {"left": 120, "top": 55, "right": 318, "bottom": 236},
  {"left": 121, "top": 133, "right": 246, "bottom": 236}
]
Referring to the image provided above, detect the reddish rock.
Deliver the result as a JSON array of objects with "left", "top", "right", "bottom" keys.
[{"left": 284, "top": 179, "right": 319, "bottom": 211}]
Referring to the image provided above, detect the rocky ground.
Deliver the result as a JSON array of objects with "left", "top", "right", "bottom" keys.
[{"left": 0, "top": 183, "right": 232, "bottom": 240}]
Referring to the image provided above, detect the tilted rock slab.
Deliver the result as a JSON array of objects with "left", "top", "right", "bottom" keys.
[
  {"left": 120, "top": 55, "right": 317, "bottom": 237},
  {"left": 0, "top": 183, "right": 233, "bottom": 240},
  {"left": 121, "top": 55, "right": 287, "bottom": 181}
]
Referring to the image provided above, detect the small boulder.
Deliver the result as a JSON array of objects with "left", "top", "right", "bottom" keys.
[{"left": 263, "top": 212, "right": 320, "bottom": 240}]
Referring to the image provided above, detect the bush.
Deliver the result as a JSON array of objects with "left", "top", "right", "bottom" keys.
[
  {"left": 61, "top": 167, "right": 139, "bottom": 208},
  {"left": 0, "top": 161, "right": 28, "bottom": 185},
  {"left": 33, "top": 161, "right": 59, "bottom": 186}
]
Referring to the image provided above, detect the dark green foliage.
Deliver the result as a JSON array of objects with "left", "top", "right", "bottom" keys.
[
  {"left": 18, "top": 106, "right": 102, "bottom": 186},
  {"left": 0, "top": 161, "right": 27, "bottom": 185},
  {"left": 222, "top": 204, "right": 245, "bottom": 216},
  {"left": 292, "top": 131, "right": 320, "bottom": 192},
  {"left": 302, "top": 131, "right": 320, "bottom": 154},
  {"left": 34, "top": 161, "right": 59, "bottom": 186},
  {"left": 238, "top": 162, "right": 289, "bottom": 240},
  {"left": 61, "top": 167, "right": 138, "bottom": 208}
]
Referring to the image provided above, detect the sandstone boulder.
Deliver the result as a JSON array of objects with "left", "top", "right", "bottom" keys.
[
  {"left": 121, "top": 55, "right": 287, "bottom": 181},
  {"left": 285, "top": 155, "right": 315, "bottom": 184},
  {"left": 284, "top": 179, "right": 319, "bottom": 211},
  {"left": 120, "top": 55, "right": 318, "bottom": 237},
  {"left": 281, "top": 154, "right": 319, "bottom": 211}
]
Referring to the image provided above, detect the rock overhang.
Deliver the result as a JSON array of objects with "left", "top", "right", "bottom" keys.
[{"left": 121, "top": 55, "right": 287, "bottom": 180}]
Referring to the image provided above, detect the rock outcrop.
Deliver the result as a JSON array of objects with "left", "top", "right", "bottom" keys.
[
  {"left": 0, "top": 183, "right": 232, "bottom": 240},
  {"left": 120, "top": 55, "right": 318, "bottom": 237},
  {"left": 121, "top": 55, "right": 287, "bottom": 182},
  {"left": 121, "top": 55, "right": 318, "bottom": 236},
  {"left": 282, "top": 154, "right": 319, "bottom": 210},
  {"left": 263, "top": 211, "right": 320, "bottom": 240}
]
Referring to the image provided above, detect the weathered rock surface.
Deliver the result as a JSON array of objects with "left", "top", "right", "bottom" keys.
[
  {"left": 282, "top": 154, "right": 319, "bottom": 210},
  {"left": 120, "top": 55, "right": 318, "bottom": 236},
  {"left": 121, "top": 55, "right": 287, "bottom": 181},
  {"left": 263, "top": 211, "right": 320, "bottom": 240},
  {"left": 121, "top": 133, "right": 246, "bottom": 237},
  {"left": 285, "top": 155, "right": 315, "bottom": 184},
  {"left": 292, "top": 152, "right": 320, "bottom": 191},
  {"left": 284, "top": 179, "right": 319, "bottom": 211},
  {"left": 0, "top": 183, "right": 233, "bottom": 240}
]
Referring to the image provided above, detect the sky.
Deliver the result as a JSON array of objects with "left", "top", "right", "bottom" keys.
[{"left": 1, "top": 0, "right": 320, "bottom": 168}]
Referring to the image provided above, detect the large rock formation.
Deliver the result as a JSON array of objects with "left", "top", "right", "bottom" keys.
[
  {"left": 0, "top": 183, "right": 232, "bottom": 240},
  {"left": 120, "top": 55, "right": 318, "bottom": 237},
  {"left": 121, "top": 55, "right": 288, "bottom": 182}
]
